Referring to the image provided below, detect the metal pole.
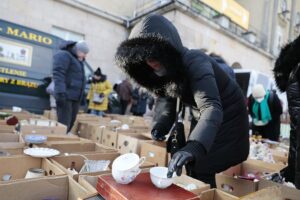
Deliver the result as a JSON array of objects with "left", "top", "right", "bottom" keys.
[
  {"left": 289, "top": 0, "right": 297, "bottom": 41},
  {"left": 270, "top": 0, "right": 279, "bottom": 54}
]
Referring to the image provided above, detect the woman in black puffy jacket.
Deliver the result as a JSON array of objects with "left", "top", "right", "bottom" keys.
[{"left": 274, "top": 34, "right": 300, "bottom": 188}]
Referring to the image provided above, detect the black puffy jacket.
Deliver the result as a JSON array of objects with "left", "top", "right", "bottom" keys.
[
  {"left": 116, "top": 15, "right": 249, "bottom": 174},
  {"left": 274, "top": 34, "right": 300, "bottom": 186}
]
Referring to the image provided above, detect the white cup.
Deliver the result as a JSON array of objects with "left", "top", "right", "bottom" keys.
[
  {"left": 112, "top": 153, "right": 145, "bottom": 184},
  {"left": 25, "top": 168, "right": 45, "bottom": 179},
  {"left": 150, "top": 167, "right": 175, "bottom": 189}
]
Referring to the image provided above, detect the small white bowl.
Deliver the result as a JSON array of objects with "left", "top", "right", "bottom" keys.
[{"left": 150, "top": 167, "right": 175, "bottom": 189}]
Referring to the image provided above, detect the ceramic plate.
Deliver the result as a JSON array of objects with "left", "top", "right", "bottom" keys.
[
  {"left": 24, "top": 135, "right": 48, "bottom": 144},
  {"left": 24, "top": 148, "right": 60, "bottom": 158}
]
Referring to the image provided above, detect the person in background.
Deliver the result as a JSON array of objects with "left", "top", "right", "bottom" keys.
[
  {"left": 274, "top": 34, "right": 300, "bottom": 188},
  {"left": 117, "top": 78, "right": 133, "bottom": 114},
  {"left": 86, "top": 67, "right": 112, "bottom": 116},
  {"left": 131, "top": 87, "right": 148, "bottom": 116},
  {"left": 210, "top": 53, "right": 235, "bottom": 80},
  {"left": 248, "top": 84, "right": 282, "bottom": 141},
  {"left": 53, "top": 40, "right": 89, "bottom": 133},
  {"left": 115, "top": 15, "right": 249, "bottom": 187},
  {"left": 107, "top": 83, "right": 122, "bottom": 114}
]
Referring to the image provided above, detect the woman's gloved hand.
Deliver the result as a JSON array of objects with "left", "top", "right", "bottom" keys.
[
  {"left": 167, "top": 151, "right": 193, "bottom": 178},
  {"left": 151, "top": 129, "right": 166, "bottom": 141},
  {"left": 167, "top": 141, "right": 206, "bottom": 178}
]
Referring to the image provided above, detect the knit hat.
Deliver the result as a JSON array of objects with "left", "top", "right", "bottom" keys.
[
  {"left": 75, "top": 41, "right": 89, "bottom": 54},
  {"left": 252, "top": 84, "right": 266, "bottom": 98},
  {"left": 94, "top": 67, "right": 102, "bottom": 76}
]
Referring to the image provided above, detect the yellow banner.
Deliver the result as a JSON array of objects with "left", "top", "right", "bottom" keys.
[{"left": 201, "top": 0, "right": 250, "bottom": 30}]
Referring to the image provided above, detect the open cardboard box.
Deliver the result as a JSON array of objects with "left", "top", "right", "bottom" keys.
[
  {"left": 140, "top": 141, "right": 168, "bottom": 166},
  {"left": 78, "top": 122, "right": 105, "bottom": 143},
  {"left": 200, "top": 189, "right": 239, "bottom": 200},
  {"left": 71, "top": 113, "right": 108, "bottom": 134},
  {"left": 270, "top": 149, "right": 288, "bottom": 165},
  {"left": 40, "top": 141, "right": 117, "bottom": 154},
  {"left": 0, "top": 124, "right": 15, "bottom": 133},
  {"left": 50, "top": 152, "right": 120, "bottom": 180},
  {"left": 117, "top": 132, "right": 151, "bottom": 154},
  {"left": 0, "top": 175, "right": 90, "bottom": 200},
  {"left": 101, "top": 129, "right": 119, "bottom": 149},
  {"left": 43, "top": 110, "right": 57, "bottom": 121},
  {"left": 201, "top": 187, "right": 282, "bottom": 200},
  {"left": 0, "top": 133, "right": 23, "bottom": 144},
  {"left": 216, "top": 159, "right": 285, "bottom": 197},
  {"left": 20, "top": 118, "right": 67, "bottom": 135},
  {"left": 258, "top": 179, "right": 300, "bottom": 200},
  {"left": 0, "top": 155, "right": 65, "bottom": 182},
  {"left": 0, "top": 144, "right": 25, "bottom": 155}
]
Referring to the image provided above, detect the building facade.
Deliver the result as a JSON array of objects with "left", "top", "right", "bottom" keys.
[{"left": 1, "top": 0, "right": 300, "bottom": 83}]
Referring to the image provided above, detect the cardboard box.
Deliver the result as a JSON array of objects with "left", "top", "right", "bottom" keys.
[
  {"left": 140, "top": 141, "right": 168, "bottom": 166},
  {"left": 216, "top": 159, "right": 285, "bottom": 197},
  {"left": 72, "top": 113, "right": 108, "bottom": 134},
  {"left": 173, "top": 175, "right": 210, "bottom": 195},
  {"left": 43, "top": 110, "right": 57, "bottom": 120},
  {"left": 0, "top": 156, "right": 65, "bottom": 182},
  {"left": 42, "top": 141, "right": 117, "bottom": 154},
  {"left": 50, "top": 152, "right": 120, "bottom": 180},
  {"left": 0, "top": 124, "right": 15, "bottom": 133},
  {"left": 117, "top": 132, "right": 150, "bottom": 154},
  {"left": 0, "top": 175, "right": 90, "bottom": 200},
  {"left": 241, "top": 186, "right": 282, "bottom": 200},
  {"left": 200, "top": 189, "right": 239, "bottom": 200},
  {"left": 258, "top": 179, "right": 300, "bottom": 200},
  {"left": 0, "top": 144, "right": 25, "bottom": 155},
  {"left": 78, "top": 122, "right": 105, "bottom": 143},
  {"left": 20, "top": 119, "right": 67, "bottom": 135},
  {"left": 270, "top": 149, "right": 288, "bottom": 165},
  {"left": 0, "top": 133, "right": 21, "bottom": 143},
  {"left": 101, "top": 129, "right": 118, "bottom": 148}
]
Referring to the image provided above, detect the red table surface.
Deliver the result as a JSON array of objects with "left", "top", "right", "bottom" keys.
[{"left": 97, "top": 172, "right": 200, "bottom": 200}]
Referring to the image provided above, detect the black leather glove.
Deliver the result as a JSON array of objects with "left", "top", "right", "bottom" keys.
[
  {"left": 55, "top": 93, "right": 67, "bottom": 107},
  {"left": 167, "top": 141, "right": 206, "bottom": 178},
  {"left": 151, "top": 129, "right": 166, "bottom": 141},
  {"left": 167, "top": 151, "right": 194, "bottom": 178}
]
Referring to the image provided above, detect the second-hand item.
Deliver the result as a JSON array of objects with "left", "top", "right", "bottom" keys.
[
  {"left": 24, "top": 135, "right": 48, "bottom": 144},
  {"left": 24, "top": 147, "right": 60, "bottom": 158},
  {"left": 25, "top": 168, "right": 45, "bottom": 179},
  {"left": 2, "top": 174, "right": 12, "bottom": 181},
  {"left": 67, "top": 161, "right": 79, "bottom": 175},
  {"left": 112, "top": 153, "right": 145, "bottom": 184},
  {"left": 79, "top": 160, "right": 110, "bottom": 173},
  {"left": 150, "top": 167, "right": 175, "bottom": 189}
]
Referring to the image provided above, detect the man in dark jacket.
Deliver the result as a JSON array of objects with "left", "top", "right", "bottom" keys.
[
  {"left": 53, "top": 40, "right": 89, "bottom": 133},
  {"left": 115, "top": 15, "right": 249, "bottom": 186},
  {"left": 248, "top": 84, "right": 282, "bottom": 141}
]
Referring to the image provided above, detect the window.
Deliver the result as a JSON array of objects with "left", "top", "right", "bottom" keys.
[
  {"left": 296, "top": 12, "right": 300, "bottom": 25},
  {"left": 280, "top": 0, "right": 288, "bottom": 13},
  {"left": 51, "top": 26, "right": 84, "bottom": 41}
]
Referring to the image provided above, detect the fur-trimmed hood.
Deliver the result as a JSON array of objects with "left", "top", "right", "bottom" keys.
[
  {"left": 274, "top": 34, "right": 300, "bottom": 92},
  {"left": 115, "top": 15, "right": 186, "bottom": 97}
]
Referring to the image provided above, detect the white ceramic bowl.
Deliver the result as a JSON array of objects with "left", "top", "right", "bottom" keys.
[
  {"left": 112, "top": 153, "right": 145, "bottom": 184},
  {"left": 150, "top": 167, "right": 174, "bottom": 189}
]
